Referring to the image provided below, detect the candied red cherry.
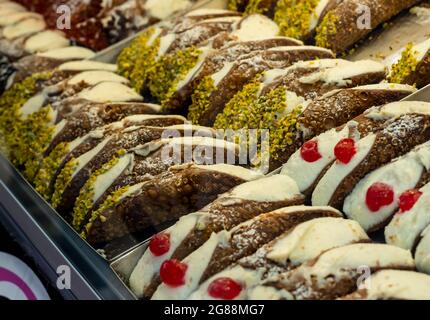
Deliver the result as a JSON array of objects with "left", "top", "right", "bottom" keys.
[
  {"left": 159, "top": 259, "right": 187, "bottom": 287},
  {"left": 300, "top": 140, "right": 322, "bottom": 163},
  {"left": 208, "top": 277, "right": 242, "bottom": 300},
  {"left": 149, "top": 233, "right": 170, "bottom": 256},
  {"left": 366, "top": 182, "right": 394, "bottom": 212},
  {"left": 398, "top": 189, "right": 422, "bottom": 213},
  {"left": 334, "top": 138, "right": 356, "bottom": 164}
]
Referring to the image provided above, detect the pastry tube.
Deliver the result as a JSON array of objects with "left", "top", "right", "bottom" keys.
[
  {"left": 282, "top": 100, "right": 425, "bottom": 197},
  {"left": 161, "top": 36, "right": 303, "bottom": 113},
  {"left": 388, "top": 38, "right": 430, "bottom": 88},
  {"left": 189, "top": 216, "right": 369, "bottom": 300},
  {"left": 188, "top": 46, "right": 335, "bottom": 126},
  {"left": 250, "top": 243, "right": 415, "bottom": 300},
  {"left": 315, "top": 0, "right": 421, "bottom": 54},
  {"left": 344, "top": 141, "right": 430, "bottom": 232},
  {"left": 415, "top": 225, "right": 430, "bottom": 274},
  {"left": 84, "top": 164, "right": 263, "bottom": 245},
  {"left": 312, "top": 101, "right": 430, "bottom": 210},
  {"left": 129, "top": 175, "right": 305, "bottom": 299},
  {"left": 385, "top": 182, "right": 430, "bottom": 251},
  {"left": 152, "top": 206, "right": 342, "bottom": 300},
  {"left": 340, "top": 270, "right": 430, "bottom": 300}
]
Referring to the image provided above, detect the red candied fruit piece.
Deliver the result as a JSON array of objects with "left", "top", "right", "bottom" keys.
[
  {"left": 398, "top": 189, "right": 422, "bottom": 213},
  {"left": 300, "top": 140, "right": 322, "bottom": 163},
  {"left": 149, "top": 233, "right": 170, "bottom": 256},
  {"left": 334, "top": 138, "right": 357, "bottom": 164},
  {"left": 366, "top": 182, "right": 395, "bottom": 212},
  {"left": 159, "top": 259, "right": 187, "bottom": 287},
  {"left": 208, "top": 277, "right": 242, "bottom": 300}
]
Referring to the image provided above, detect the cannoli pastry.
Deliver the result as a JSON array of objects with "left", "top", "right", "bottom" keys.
[
  {"left": 189, "top": 216, "right": 370, "bottom": 300},
  {"left": 84, "top": 163, "right": 263, "bottom": 245},
  {"left": 161, "top": 36, "right": 303, "bottom": 113},
  {"left": 146, "top": 14, "right": 281, "bottom": 106},
  {"left": 282, "top": 85, "right": 417, "bottom": 196},
  {"left": 34, "top": 117, "right": 189, "bottom": 201},
  {"left": 312, "top": 101, "right": 430, "bottom": 210},
  {"left": 385, "top": 182, "right": 430, "bottom": 251},
  {"left": 188, "top": 46, "right": 335, "bottom": 126},
  {"left": 315, "top": 0, "right": 421, "bottom": 54},
  {"left": 57, "top": 136, "right": 240, "bottom": 219},
  {"left": 216, "top": 60, "right": 390, "bottom": 169},
  {"left": 387, "top": 38, "right": 430, "bottom": 88},
  {"left": 152, "top": 206, "right": 343, "bottom": 300},
  {"left": 415, "top": 224, "right": 430, "bottom": 274},
  {"left": 249, "top": 243, "right": 415, "bottom": 300},
  {"left": 129, "top": 174, "right": 304, "bottom": 298},
  {"left": 344, "top": 141, "right": 430, "bottom": 232},
  {"left": 340, "top": 270, "right": 430, "bottom": 300}
]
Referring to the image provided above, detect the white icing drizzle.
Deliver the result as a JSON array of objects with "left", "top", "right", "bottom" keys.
[
  {"left": 2, "top": 17, "right": 45, "bottom": 40},
  {"left": 346, "top": 270, "right": 430, "bottom": 300},
  {"left": 77, "top": 82, "right": 143, "bottom": 103},
  {"left": 385, "top": 183, "right": 430, "bottom": 250},
  {"left": 344, "top": 141, "right": 430, "bottom": 231},
  {"left": 312, "top": 133, "right": 377, "bottom": 206},
  {"left": 24, "top": 30, "right": 69, "bottom": 53}
]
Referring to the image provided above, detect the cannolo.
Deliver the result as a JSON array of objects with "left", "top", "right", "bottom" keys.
[
  {"left": 84, "top": 163, "right": 263, "bottom": 245},
  {"left": 315, "top": 0, "right": 421, "bottom": 54},
  {"left": 415, "top": 224, "right": 430, "bottom": 274},
  {"left": 387, "top": 38, "right": 430, "bottom": 88},
  {"left": 249, "top": 243, "right": 414, "bottom": 300},
  {"left": 385, "top": 182, "right": 430, "bottom": 251},
  {"left": 340, "top": 270, "right": 430, "bottom": 300},
  {"left": 312, "top": 101, "right": 430, "bottom": 210},
  {"left": 129, "top": 174, "right": 305, "bottom": 299},
  {"left": 152, "top": 206, "right": 342, "bottom": 300},
  {"left": 282, "top": 84, "right": 417, "bottom": 196},
  {"left": 344, "top": 141, "right": 430, "bottom": 232},
  {"left": 188, "top": 46, "right": 335, "bottom": 126},
  {"left": 161, "top": 36, "right": 303, "bottom": 113},
  {"left": 55, "top": 136, "right": 239, "bottom": 219},
  {"left": 189, "top": 217, "right": 369, "bottom": 300}
]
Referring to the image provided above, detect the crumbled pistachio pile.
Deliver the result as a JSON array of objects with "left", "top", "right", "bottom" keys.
[
  {"left": 388, "top": 43, "right": 420, "bottom": 85},
  {"left": 51, "top": 158, "right": 78, "bottom": 209},
  {"left": 315, "top": 11, "right": 339, "bottom": 49},
  {"left": 188, "top": 76, "right": 216, "bottom": 125}
]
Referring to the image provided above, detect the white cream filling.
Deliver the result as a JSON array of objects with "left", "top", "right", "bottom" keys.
[
  {"left": 24, "top": 30, "right": 69, "bottom": 53},
  {"left": 157, "top": 33, "right": 176, "bottom": 58},
  {"left": 152, "top": 231, "right": 227, "bottom": 300},
  {"left": 91, "top": 154, "right": 134, "bottom": 203},
  {"left": 415, "top": 225, "right": 430, "bottom": 275},
  {"left": 67, "top": 71, "right": 129, "bottom": 86},
  {"left": 282, "top": 124, "right": 352, "bottom": 192},
  {"left": 0, "top": 12, "right": 42, "bottom": 27},
  {"left": 72, "top": 138, "right": 112, "bottom": 179},
  {"left": 312, "top": 133, "right": 376, "bottom": 206},
  {"left": 228, "top": 175, "right": 301, "bottom": 202},
  {"left": 211, "top": 62, "right": 235, "bottom": 87},
  {"left": 2, "top": 17, "right": 45, "bottom": 40},
  {"left": 230, "top": 14, "right": 279, "bottom": 42},
  {"left": 77, "top": 82, "right": 143, "bottom": 103},
  {"left": 144, "top": 0, "right": 191, "bottom": 20},
  {"left": 176, "top": 47, "right": 212, "bottom": 91},
  {"left": 191, "top": 164, "right": 262, "bottom": 181},
  {"left": 130, "top": 212, "right": 200, "bottom": 298},
  {"left": 353, "top": 270, "right": 430, "bottom": 300},
  {"left": 352, "top": 83, "right": 416, "bottom": 92},
  {"left": 385, "top": 183, "right": 430, "bottom": 250},
  {"left": 58, "top": 60, "right": 115, "bottom": 72},
  {"left": 247, "top": 285, "right": 294, "bottom": 300},
  {"left": 309, "top": 0, "right": 330, "bottom": 31},
  {"left": 365, "top": 101, "right": 430, "bottom": 121}
]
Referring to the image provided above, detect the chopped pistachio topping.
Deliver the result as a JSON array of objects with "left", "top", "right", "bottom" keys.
[
  {"left": 149, "top": 46, "right": 202, "bottom": 106},
  {"left": 80, "top": 185, "right": 130, "bottom": 239},
  {"left": 34, "top": 142, "right": 71, "bottom": 201},
  {"left": 214, "top": 75, "right": 262, "bottom": 130},
  {"left": 315, "top": 11, "right": 338, "bottom": 49},
  {"left": 188, "top": 75, "right": 216, "bottom": 125},
  {"left": 117, "top": 28, "right": 156, "bottom": 80},
  {"left": 72, "top": 150, "right": 126, "bottom": 232},
  {"left": 274, "top": 0, "right": 319, "bottom": 39},
  {"left": 245, "top": 0, "right": 268, "bottom": 15},
  {"left": 51, "top": 158, "right": 78, "bottom": 209},
  {"left": 388, "top": 43, "right": 420, "bottom": 85}
]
